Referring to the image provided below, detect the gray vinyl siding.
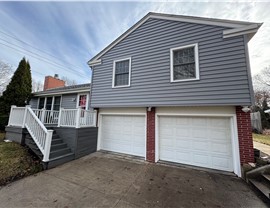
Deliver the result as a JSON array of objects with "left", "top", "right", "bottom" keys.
[
  {"left": 30, "top": 98, "right": 38, "bottom": 109},
  {"left": 91, "top": 18, "right": 252, "bottom": 107},
  {"left": 61, "top": 94, "right": 77, "bottom": 109}
]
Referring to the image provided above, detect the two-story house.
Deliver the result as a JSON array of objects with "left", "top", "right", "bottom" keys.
[{"left": 88, "top": 12, "right": 262, "bottom": 176}]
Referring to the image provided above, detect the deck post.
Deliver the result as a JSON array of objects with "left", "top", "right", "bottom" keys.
[
  {"left": 93, "top": 110, "right": 97, "bottom": 127},
  {"left": 57, "top": 108, "right": 63, "bottom": 127},
  {"left": 8, "top": 105, "right": 16, "bottom": 126},
  {"left": 41, "top": 108, "right": 46, "bottom": 123},
  {"left": 75, "top": 107, "right": 81, "bottom": 128},
  {"left": 22, "top": 105, "right": 31, "bottom": 128},
  {"left": 43, "top": 130, "right": 53, "bottom": 162}
]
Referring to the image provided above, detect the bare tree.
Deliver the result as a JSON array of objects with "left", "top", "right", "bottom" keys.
[
  {"left": 61, "top": 76, "right": 77, "bottom": 86},
  {"left": 32, "top": 79, "right": 44, "bottom": 92},
  {"left": 253, "top": 66, "right": 270, "bottom": 89},
  {"left": 0, "top": 60, "right": 13, "bottom": 95}
]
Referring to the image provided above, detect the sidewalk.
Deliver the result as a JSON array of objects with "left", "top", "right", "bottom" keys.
[{"left": 254, "top": 141, "right": 270, "bottom": 156}]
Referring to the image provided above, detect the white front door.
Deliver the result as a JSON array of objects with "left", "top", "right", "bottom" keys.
[
  {"left": 100, "top": 115, "right": 146, "bottom": 157},
  {"left": 158, "top": 116, "right": 233, "bottom": 171}
]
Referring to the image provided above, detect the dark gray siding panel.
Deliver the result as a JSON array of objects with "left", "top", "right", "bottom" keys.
[
  {"left": 76, "top": 127, "right": 98, "bottom": 159},
  {"left": 5, "top": 126, "right": 26, "bottom": 144},
  {"left": 30, "top": 98, "right": 38, "bottom": 109},
  {"left": 54, "top": 127, "right": 98, "bottom": 159},
  {"left": 91, "top": 18, "right": 252, "bottom": 107},
  {"left": 55, "top": 127, "right": 76, "bottom": 152},
  {"left": 61, "top": 94, "right": 77, "bottom": 109}
]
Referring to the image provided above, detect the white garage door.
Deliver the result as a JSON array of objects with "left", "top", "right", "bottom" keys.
[
  {"left": 100, "top": 115, "right": 145, "bottom": 157},
  {"left": 159, "top": 116, "right": 233, "bottom": 171}
]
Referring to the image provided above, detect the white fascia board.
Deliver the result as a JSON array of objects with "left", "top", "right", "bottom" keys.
[
  {"left": 33, "top": 89, "right": 90, "bottom": 97},
  {"left": 88, "top": 12, "right": 260, "bottom": 64},
  {"left": 88, "top": 59, "right": 102, "bottom": 67},
  {"left": 223, "top": 23, "right": 262, "bottom": 40}
]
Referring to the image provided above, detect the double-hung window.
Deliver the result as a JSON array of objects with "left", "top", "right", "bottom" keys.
[
  {"left": 170, "top": 43, "right": 199, "bottom": 82},
  {"left": 112, "top": 57, "right": 131, "bottom": 88}
]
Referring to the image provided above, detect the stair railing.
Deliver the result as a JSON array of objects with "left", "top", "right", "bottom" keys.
[{"left": 23, "top": 106, "right": 53, "bottom": 162}]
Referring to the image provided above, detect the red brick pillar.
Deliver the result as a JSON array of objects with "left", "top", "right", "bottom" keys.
[
  {"left": 236, "top": 106, "right": 254, "bottom": 164},
  {"left": 146, "top": 107, "right": 155, "bottom": 162}
]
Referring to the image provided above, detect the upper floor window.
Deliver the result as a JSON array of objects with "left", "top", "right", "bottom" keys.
[
  {"left": 170, "top": 43, "right": 199, "bottom": 82},
  {"left": 112, "top": 57, "right": 131, "bottom": 88}
]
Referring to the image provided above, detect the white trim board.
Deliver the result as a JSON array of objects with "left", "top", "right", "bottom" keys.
[{"left": 88, "top": 12, "right": 262, "bottom": 66}]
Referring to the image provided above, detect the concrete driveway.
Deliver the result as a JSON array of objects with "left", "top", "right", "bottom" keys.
[{"left": 0, "top": 152, "right": 267, "bottom": 208}]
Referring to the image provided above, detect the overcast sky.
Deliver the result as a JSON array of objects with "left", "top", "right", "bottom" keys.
[{"left": 0, "top": 1, "right": 269, "bottom": 84}]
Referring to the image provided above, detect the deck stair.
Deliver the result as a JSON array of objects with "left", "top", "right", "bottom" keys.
[
  {"left": 246, "top": 165, "right": 270, "bottom": 202},
  {"left": 25, "top": 127, "right": 74, "bottom": 169}
]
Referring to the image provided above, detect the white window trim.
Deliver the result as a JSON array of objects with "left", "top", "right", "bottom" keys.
[
  {"left": 170, "top": 43, "right": 200, "bottom": 82},
  {"left": 112, "top": 57, "right": 131, "bottom": 88},
  {"left": 76, "top": 93, "right": 89, "bottom": 110}
]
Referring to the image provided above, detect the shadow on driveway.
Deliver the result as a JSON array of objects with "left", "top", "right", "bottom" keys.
[{"left": 0, "top": 152, "right": 267, "bottom": 208}]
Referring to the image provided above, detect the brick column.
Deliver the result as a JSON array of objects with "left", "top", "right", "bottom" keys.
[
  {"left": 236, "top": 106, "right": 254, "bottom": 164},
  {"left": 146, "top": 107, "right": 155, "bottom": 162}
]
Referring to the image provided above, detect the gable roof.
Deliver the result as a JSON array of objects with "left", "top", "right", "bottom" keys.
[
  {"left": 88, "top": 12, "right": 262, "bottom": 66},
  {"left": 33, "top": 83, "right": 91, "bottom": 97}
]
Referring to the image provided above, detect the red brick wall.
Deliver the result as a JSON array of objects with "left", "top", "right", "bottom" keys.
[
  {"left": 146, "top": 107, "right": 155, "bottom": 162},
  {"left": 236, "top": 106, "right": 254, "bottom": 164},
  {"left": 43, "top": 76, "right": 65, "bottom": 91}
]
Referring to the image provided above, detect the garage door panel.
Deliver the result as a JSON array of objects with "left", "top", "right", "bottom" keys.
[
  {"left": 212, "top": 156, "right": 231, "bottom": 170},
  {"left": 100, "top": 115, "right": 145, "bottom": 157},
  {"left": 176, "top": 128, "right": 190, "bottom": 137},
  {"left": 159, "top": 116, "right": 233, "bottom": 172},
  {"left": 211, "top": 142, "right": 231, "bottom": 154},
  {"left": 193, "top": 140, "right": 209, "bottom": 151},
  {"left": 175, "top": 139, "right": 191, "bottom": 149},
  {"left": 192, "top": 128, "right": 208, "bottom": 139},
  {"left": 175, "top": 151, "right": 191, "bottom": 163},
  {"left": 192, "top": 118, "right": 208, "bottom": 127},
  {"left": 193, "top": 153, "right": 209, "bottom": 165}
]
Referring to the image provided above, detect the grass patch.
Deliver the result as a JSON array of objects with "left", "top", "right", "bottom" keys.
[
  {"left": 253, "top": 133, "right": 270, "bottom": 146},
  {"left": 0, "top": 132, "right": 43, "bottom": 186},
  {"left": 0, "top": 132, "right": 5, "bottom": 142}
]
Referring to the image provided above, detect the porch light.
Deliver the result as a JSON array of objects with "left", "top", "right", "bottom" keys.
[{"left": 242, "top": 106, "right": 251, "bottom": 113}]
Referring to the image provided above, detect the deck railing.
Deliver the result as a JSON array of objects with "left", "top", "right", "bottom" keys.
[
  {"left": 8, "top": 106, "right": 26, "bottom": 127},
  {"left": 8, "top": 106, "right": 97, "bottom": 161},
  {"left": 8, "top": 106, "right": 53, "bottom": 162},
  {"left": 58, "top": 108, "right": 97, "bottom": 128},
  {"left": 32, "top": 109, "right": 60, "bottom": 125}
]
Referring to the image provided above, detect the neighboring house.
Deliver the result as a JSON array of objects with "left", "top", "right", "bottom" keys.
[{"left": 88, "top": 12, "right": 262, "bottom": 177}]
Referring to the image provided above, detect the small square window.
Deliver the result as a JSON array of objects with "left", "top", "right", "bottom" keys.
[
  {"left": 170, "top": 44, "right": 199, "bottom": 82},
  {"left": 113, "top": 58, "right": 131, "bottom": 88}
]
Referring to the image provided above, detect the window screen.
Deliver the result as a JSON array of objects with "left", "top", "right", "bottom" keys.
[
  {"left": 114, "top": 59, "right": 130, "bottom": 87},
  {"left": 53, "top": 96, "right": 61, "bottom": 111},
  {"left": 46, "top": 97, "right": 52, "bottom": 110},
  {"left": 38, "top": 97, "right": 45, "bottom": 109},
  {"left": 173, "top": 46, "right": 196, "bottom": 80}
]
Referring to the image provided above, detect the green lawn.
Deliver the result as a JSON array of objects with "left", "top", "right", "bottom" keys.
[
  {"left": 253, "top": 133, "right": 270, "bottom": 146},
  {"left": 0, "top": 132, "right": 5, "bottom": 142},
  {"left": 0, "top": 132, "right": 43, "bottom": 186}
]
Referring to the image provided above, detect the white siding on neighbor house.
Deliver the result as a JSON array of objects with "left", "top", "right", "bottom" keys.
[{"left": 91, "top": 18, "right": 251, "bottom": 108}]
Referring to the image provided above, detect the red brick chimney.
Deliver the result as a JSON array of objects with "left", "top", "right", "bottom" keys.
[{"left": 43, "top": 74, "right": 65, "bottom": 91}]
